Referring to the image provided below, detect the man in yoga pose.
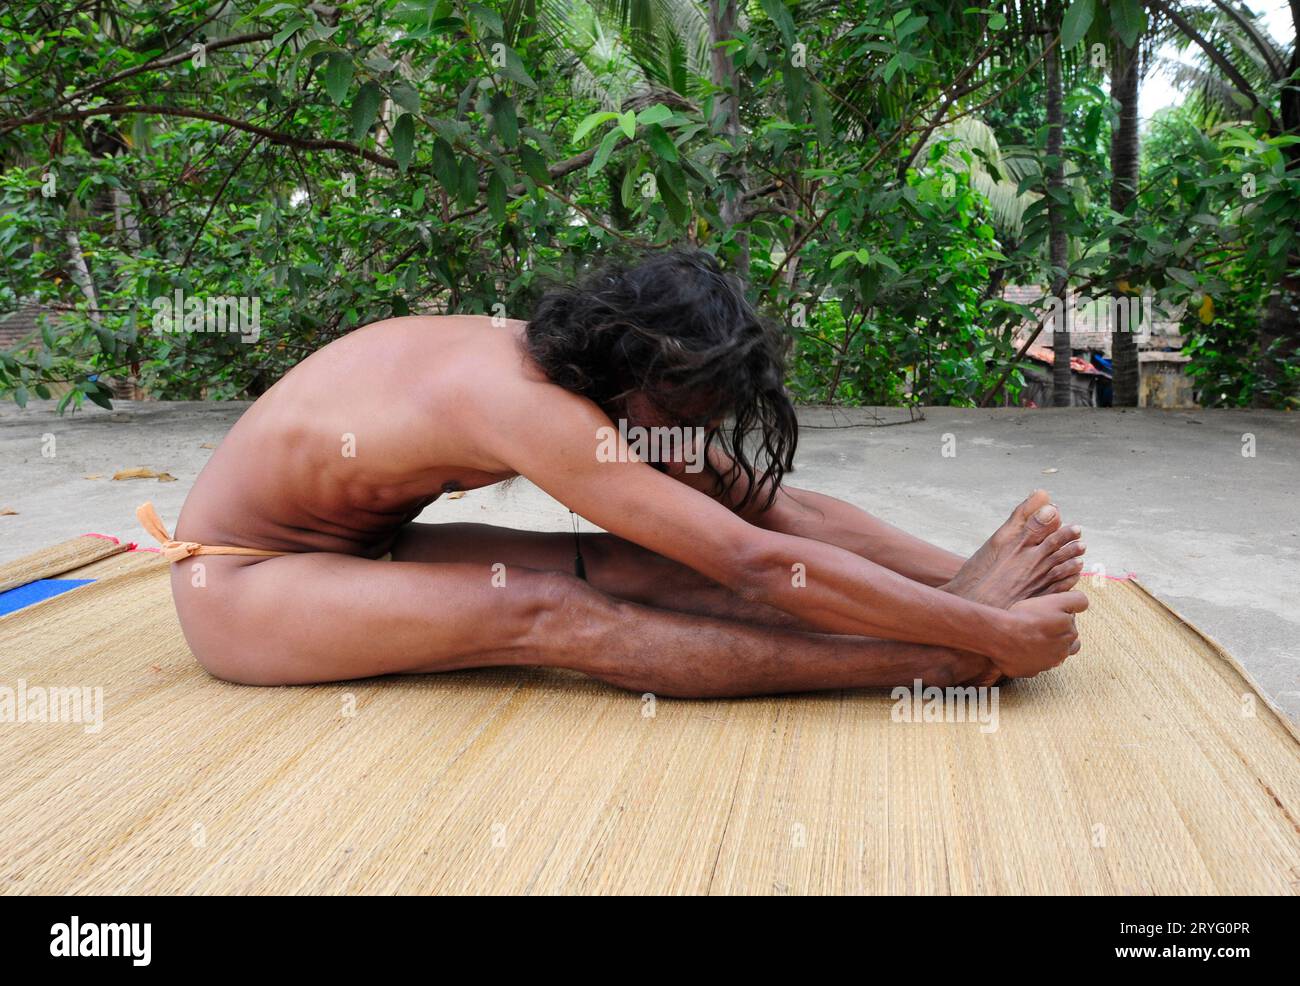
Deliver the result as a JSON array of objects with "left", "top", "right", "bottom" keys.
[{"left": 145, "top": 247, "right": 1088, "bottom": 696}]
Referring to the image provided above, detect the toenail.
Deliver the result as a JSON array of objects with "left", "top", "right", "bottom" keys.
[
  {"left": 1034, "top": 505, "right": 1057, "bottom": 522},
  {"left": 1071, "top": 526, "right": 1081, "bottom": 535}
]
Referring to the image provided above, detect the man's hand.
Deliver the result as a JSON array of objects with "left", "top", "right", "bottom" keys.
[
  {"left": 993, "top": 591, "right": 1089, "bottom": 678},
  {"left": 944, "top": 649, "right": 1006, "bottom": 687}
]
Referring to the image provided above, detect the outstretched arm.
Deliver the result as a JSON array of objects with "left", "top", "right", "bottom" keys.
[
  {"left": 755, "top": 486, "right": 964, "bottom": 586},
  {"left": 667, "top": 443, "right": 965, "bottom": 586},
  {"left": 477, "top": 384, "right": 1084, "bottom": 677}
]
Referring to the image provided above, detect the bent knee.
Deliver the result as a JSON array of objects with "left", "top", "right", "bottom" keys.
[
  {"left": 188, "top": 639, "right": 291, "bottom": 686},
  {"left": 513, "top": 568, "right": 617, "bottom": 652},
  {"left": 172, "top": 595, "right": 286, "bottom": 686}
]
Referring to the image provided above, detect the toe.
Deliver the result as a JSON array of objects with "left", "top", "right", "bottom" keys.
[
  {"left": 1045, "top": 571, "right": 1084, "bottom": 594},
  {"left": 1015, "top": 489, "right": 1052, "bottom": 522},
  {"left": 1044, "top": 539, "right": 1086, "bottom": 567},
  {"left": 1021, "top": 501, "right": 1061, "bottom": 545},
  {"left": 1038, "top": 524, "right": 1083, "bottom": 555},
  {"left": 1043, "top": 556, "right": 1086, "bottom": 587},
  {"left": 993, "top": 491, "right": 1055, "bottom": 548}
]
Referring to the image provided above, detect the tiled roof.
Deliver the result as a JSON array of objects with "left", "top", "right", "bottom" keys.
[{"left": 0, "top": 303, "right": 50, "bottom": 349}]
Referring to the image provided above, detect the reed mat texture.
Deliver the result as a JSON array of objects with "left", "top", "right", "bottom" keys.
[
  {"left": 1, "top": 545, "right": 1297, "bottom": 895},
  {"left": 0, "top": 534, "right": 127, "bottom": 593}
]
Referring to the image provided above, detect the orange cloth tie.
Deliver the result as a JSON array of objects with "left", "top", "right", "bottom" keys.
[{"left": 136, "top": 502, "right": 291, "bottom": 563}]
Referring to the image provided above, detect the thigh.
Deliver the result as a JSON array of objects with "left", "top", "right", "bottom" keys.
[
  {"left": 391, "top": 521, "right": 806, "bottom": 626},
  {"left": 391, "top": 521, "right": 702, "bottom": 599},
  {"left": 169, "top": 549, "right": 571, "bottom": 686}
]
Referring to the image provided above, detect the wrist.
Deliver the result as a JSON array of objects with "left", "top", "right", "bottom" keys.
[{"left": 973, "top": 603, "right": 1016, "bottom": 657}]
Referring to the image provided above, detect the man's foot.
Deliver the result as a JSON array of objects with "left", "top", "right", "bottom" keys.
[
  {"left": 943, "top": 490, "right": 1087, "bottom": 608},
  {"left": 945, "top": 648, "right": 1008, "bottom": 687}
]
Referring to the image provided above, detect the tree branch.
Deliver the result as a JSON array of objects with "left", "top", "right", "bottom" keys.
[
  {"left": 67, "top": 31, "right": 276, "bottom": 106},
  {"left": 0, "top": 102, "right": 402, "bottom": 168},
  {"left": 1150, "top": 0, "right": 1278, "bottom": 132}
]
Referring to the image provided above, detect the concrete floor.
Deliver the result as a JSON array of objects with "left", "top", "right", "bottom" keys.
[{"left": 2, "top": 400, "right": 1297, "bottom": 719}]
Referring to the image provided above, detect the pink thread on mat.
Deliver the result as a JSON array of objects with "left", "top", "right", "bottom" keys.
[
  {"left": 82, "top": 532, "right": 143, "bottom": 551},
  {"left": 1081, "top": 570, "right": 1137, "bottom": 582}
]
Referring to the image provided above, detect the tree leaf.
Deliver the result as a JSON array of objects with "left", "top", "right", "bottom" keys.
[
  {"left": 636, "top": 104, "right": 673, "bottom": 127},
  {"left": 811, "top": 84, "right": 832, "bottom": 146},
  {"left": 497, "top": 45, "right": 537, "bottom": 89},
  {"left": 487, "top": 171, "right": 507, "bottom": 222},
  {"left": 390, "top": 82, "right": 421, "bottom": 114},
  {"left": 1110, "top": 0, "right": 1147, "bottom": 49},
  {"left": 758, "top": 0, "right": 797, "bottom": 47},
  {"left": 323, "top": 52, "right": 353, "bottom": 105},
  {"left": 644, "top": 123, "right": 678, "bottom": 162},
  {"left": 656, "top": 164, "right": 689, "bottom": 224},
  {"left": 1059, "top": 0, "right": 1095, "bottom": 50},
  {"left": 431, "top": 137, "right": 458, "bottom": 191},
  {"left": 350, "top": 82, "right": 382, "bottom": 142},
  {"left": 491, "top": 93, "right": 518, "bottom": 147},
  {"left": 518, "top": 144, "right": 551, "bottom": 185},
  {"left": 468, "top": 2, "right": 503, "bottom": 36},
  {"left": 588, "top": 128, "right": 622, "bottom": 176},
  {"left": 573, "top": 111, "right": 619, "bottom": 145},
  {"left": 392, "top": 113, "right": 415, "bottom": 172},
  {"left": 457, "top": 155, "right": 479, "bottom": 207},
  {"left": 84, "top": 382, "right": 113, "bottom": 410},
  {"left": 271, "top": 17, "right": 306, "bottom": 48}
]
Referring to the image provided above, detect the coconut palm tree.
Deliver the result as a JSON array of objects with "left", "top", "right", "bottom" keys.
[
  {"left": 1109, "top": 3, "right": 1145, "bottom": 407},
  {"left": 1044, "top": 1, "right": 1076, "bottom": 405}
]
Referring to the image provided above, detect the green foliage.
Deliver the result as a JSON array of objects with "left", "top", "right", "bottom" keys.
[
  {"left": 1135, "top": 106, "right": 1300, "bottom": 409},
  {"left": 0, "top": 0, "right": 1295, "bottom": 413},
  {"left": 790, "top": 168, "right": 1023, "bottom": 406}
]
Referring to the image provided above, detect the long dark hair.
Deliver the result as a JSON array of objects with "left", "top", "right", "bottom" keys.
[{"left": 524, "top": 246, "right": 797, "bottom": 512}]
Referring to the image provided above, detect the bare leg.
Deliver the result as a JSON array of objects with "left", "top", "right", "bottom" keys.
[
  {"left": 390, "top": 521, "right": 813, "bottom": 627},
  {"left": 393, "top": 518, "right": 1068, "bottom": 685},
  {"left": 169, "top": 547, "right": 991, "bottom": 696}
]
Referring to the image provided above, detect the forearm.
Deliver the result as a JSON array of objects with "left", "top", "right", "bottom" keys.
[
  {"left": 753, "top": 486, "right": 965, "bottom": 587},
  {"left": 732, "top": 529, "right": 1009, "bottom": 655}
]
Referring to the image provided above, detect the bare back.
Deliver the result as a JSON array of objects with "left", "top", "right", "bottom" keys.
[{"left": 175, "top": 315, "right": 540, "bottom": 556}]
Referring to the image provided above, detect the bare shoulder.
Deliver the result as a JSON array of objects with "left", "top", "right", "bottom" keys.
[
  {"left": 452, "top": 323, "right": 607, "bottom": 460},
  {"left": 345, "top": 312, "right": 501, "bottom": 338}
]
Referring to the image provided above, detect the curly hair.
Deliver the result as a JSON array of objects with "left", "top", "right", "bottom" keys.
[{"left": 524, "top": 246, "right": 798, "bottom": 512}]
